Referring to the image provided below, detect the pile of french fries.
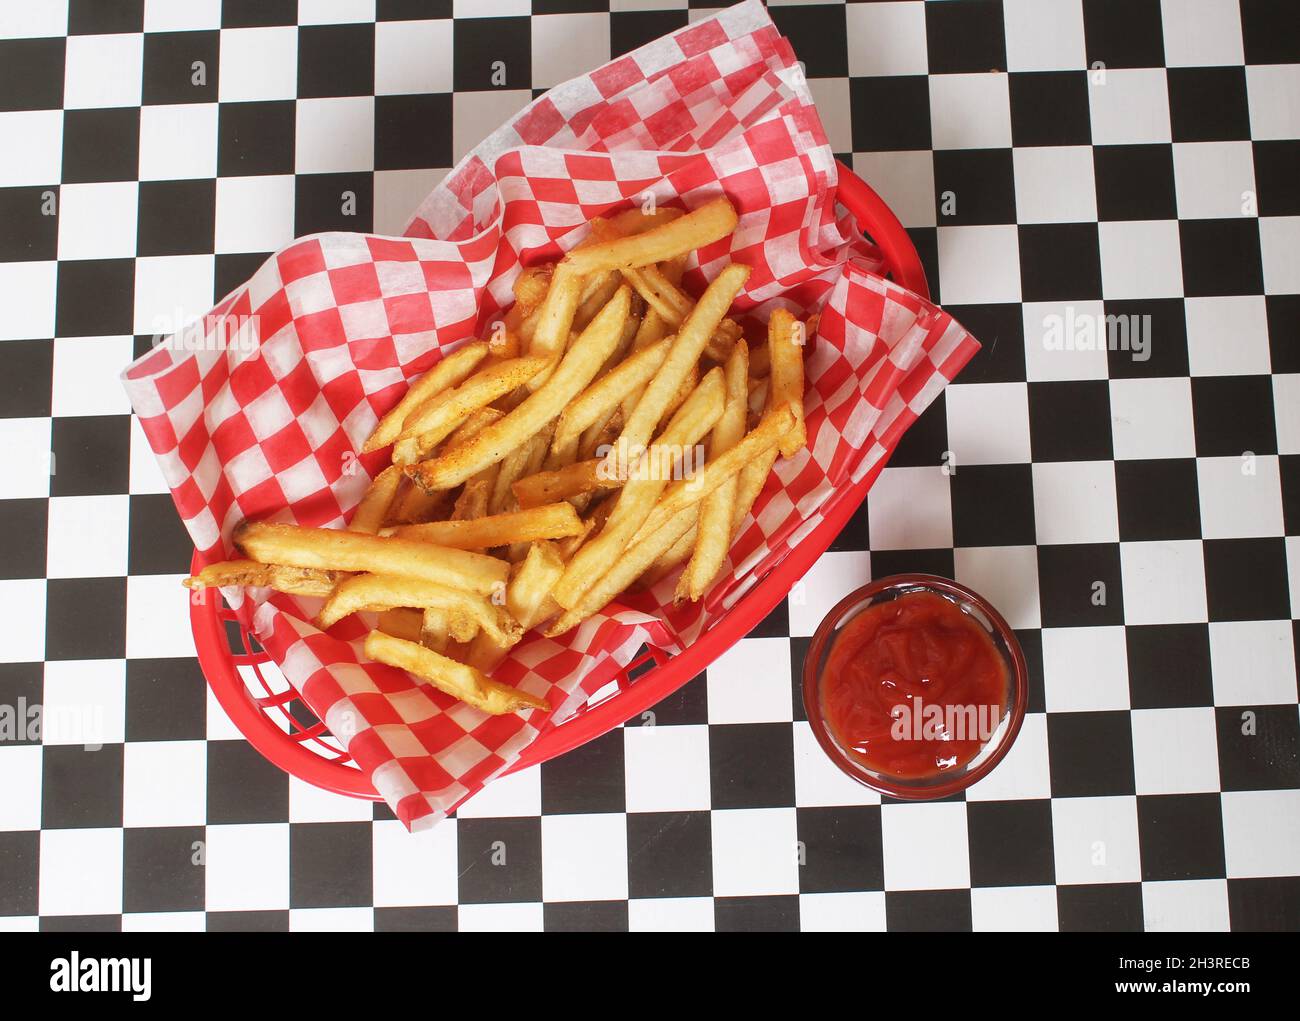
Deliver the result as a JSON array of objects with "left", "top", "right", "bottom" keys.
[{"left": 185, "top": 196, "right": 812, "bottom": 716}]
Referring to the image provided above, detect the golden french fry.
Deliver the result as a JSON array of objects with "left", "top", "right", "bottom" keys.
[
  {"left": 551, "top": 336, "right": 672, "bottom": 464},
  {"left": 636, "top": 509, "right": 698, "bottom": 590},
  {"left": 768, "top": 308, "right": 807, "bottom": 458},
  {"left": 234, "top": 522, "right": 508, "bottom": 597},
  {"left": 563, "top": 197, "right": 738, "bottom": 276},
  {"left": 512, "top": 459, "right": 621, "bottom": 509},
  {"left": 420, "top": 606, "right": 451, "bottom": 654},
  {"left": 525, "top": 261, "right": 584, "bottom": 383},
  {"left": 508, "top": 540, "right": 566, "bottom": 630},
  {"left": 362, "top": 341, "right": 489, "bottom": 453},
  {"left": 364, "top": 631, "right": 548, "bottom": 715},
  {"left": 450, "top": 474, "right": 492, "bottom": 521},
  {"left": 315, "top": 573, "right": 519, "bottom": 643},
  {"left": 748, "top": 342, "right": 770, "bottom": 378},
  {"left": 347, "top": 465, "right": 402, "bottom": 535},
  {"left": 514, "top": 264, "right": 553, "bottom": 318},
  {"left": 445, "top": 406, "right": 505, "bottom": 449},
  {"left": 183, "top": 559, "right": 342, "bottom": 598},
  {"left": 464, "top": 628, "right": 517, "bottom": 674},
  {"left": 731, "top": 444, "right": 779, "bottom": 540},
  {"left": 573, "top": 271, "right": 623, "bottom": 333},
  {"left": 391, "top": 502, "right": 585, "bottom": 549},
  {"left": 386, "top": 478, "right": 453, "bottom": 525},
  {"left": 376, "top": 607, "right": 424, "bottom": 643},
  {"left": 490, "top": 424, "right": 553, "bottom": 515}
]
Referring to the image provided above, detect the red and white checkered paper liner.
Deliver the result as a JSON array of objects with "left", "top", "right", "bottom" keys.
[{"left": 121, "top": 0, "right": 979, "bottom": 831}]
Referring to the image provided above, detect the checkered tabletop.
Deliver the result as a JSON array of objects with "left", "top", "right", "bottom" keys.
[{"left": 0, "top": 0, "right": 1296, "bottom": 933}]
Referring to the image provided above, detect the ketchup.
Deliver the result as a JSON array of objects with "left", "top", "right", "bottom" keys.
[{"left": 821, "top": 591, "right": 1007, "bottom": 778}]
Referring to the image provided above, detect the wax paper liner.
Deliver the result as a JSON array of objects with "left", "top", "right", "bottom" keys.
[{"left": 121, "top": 0, "right": 979, "bottom": 831}]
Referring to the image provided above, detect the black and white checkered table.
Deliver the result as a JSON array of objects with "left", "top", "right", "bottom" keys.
[{"left": 0, "top": 0, "right": 1297, "bottom": 932}]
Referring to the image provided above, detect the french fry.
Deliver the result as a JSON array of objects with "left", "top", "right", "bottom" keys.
[
  {"left": 234, "top": 522, "right": 509, "bottom": 596},
  {"left": 376, "top": 607, "right": 424, "bottom": 644},
  {"left": 513, "top": 264, "right": 553, "bottom": 318},
  {"left": 386, "top": 478, "right": 453, "bottom": 525},
  {"left": 391, "top": 502, "right": 585, "bottom": 549},
  {"left": 490, "top": 424, "right": 553, "bottom": 515},
  {"left": 420, "top": 606, "right": 451, "bottom": 654},
  {"left": 362, "top": 341, "right": 489, "bottom": 453},
  {"left": 508, "top": 541, "right": 566, "bottom": 630},
  {"left": 554, "top": 494, "right": 614, "bottom": 560},
  {"left": 512, "top": 459, "right": 621, "bottom": 509},
  {"left": 464, "top": 629, "right": 516, "bottom": 674},
  {"left": 316, "top": 573, "right": 520, "bottom": 643},
  {"left": 347, "top": 465, "right": 402, "bottom": 534},
  {"left": 183, "top": 559, "right": 341, "bottom": 598},
  {"left": 445, "top": 406, "right": 505, "bottom": 449},
  {"left": 563, "top": 196, "right": 738, "bottom": 276},
  {"left": 450, "top": 474, "right": 492, "bottom": 520},
  {"left": 364, "top": 631, "right": 548, "bottom": 715},
  {"left": 636, "top": 509, "right": 698, "bottom": 590},
  {"left": 767, "top": 308, "right": 807, "bottom": 458},
  {"left": 731, "top": 445, "right": 779, "bottom": 540},
  {"left": 525, "top": 261, "right": 584, "bottom": 383},
  {"left": 551, "top": 336, "right": 672, "bottom": 464}
]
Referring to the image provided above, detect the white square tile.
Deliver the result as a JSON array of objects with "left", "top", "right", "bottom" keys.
[
  {"left": 122, "top": 911, "right": 207, "bottom": 932},
  {"left": 1013, "top": 146, "right": 1097, "bottom": 224},
  {"left": 628, "top": 897, "right": 714, "bottom": 932},
  {"left": 1088, "top": 68, "right": 1171, "bottom": 145},
  {"left": 295, "top": 97, "right": 375, "bottom": 174},
  {"left": 1198, "top": 455, "right": 1284, "bottom": 539},
  {"left": 1209, "top": 620, "right": 1298, "bottom": 705},
  {"left": 929, "top": 73, "right": 1012, "bottom": 150},
  {"left": 1131, "top": 707, "right": 1221, "bottom": 795},
  {"left": 807, "top": 77, "right": 852, "bottom": 155},
  {"left": 1032, "top": 460, "right": 1119, "bottom": 545},
  {"left": 1023, "top": 300, "right": 1112, "bottom": 381},
  {"left": 0, "top": 917, "right": 38, "bottom": 932},
  {"left": 290, "top": 907, "right": 373, "bottom": 931},
  {"left": 1098, "top": 220, "right": 1183, "bottom": 299},
  {"left": 793, "top": 721, "right": 881, "bottom": 808},
  {"left": 123, "top": 740, "right": 206, "bottom": 827},
  {"left": 1221, "top": 790, "right": 1300, "bottom": 878},
  {"left": 1172, "top": 141, "right": 1256, "bottom": 219},
  {"left": 623, "top": 723, "right": 711, "bottom": 812},
  {"left": 205, "top": 692, "right": 244, "bottom": 742},
  {"left": 1051, "top": 795, "right": 1141, "bottom": 884},
  {"left": 289, "top": 776, "right": 375, "bottom": 823},
  {"left": 0, "top": 261, "right": 57, "bottom": 340},
  {"left": 1120, "top": 540, "right": 1208, "bottom": 625},
  {"left": 851, "top": 151, "right": 935, "bottom": 229},
  {"left": 204, "top": 823, "right": 290, "bottom": 911},
  {"left": 866, "top": 465, "right": 952, "bottom": 550},
  {"left": 298, "top": 0, "right": 376, "bottom": 25},
  {"left": 966, "top": 712, "right": 1052, "bottom": 800},
  {"left": 374, "top": 168, "right": 444, "bottom": 235},
  {"left": 1161, "top": 0, "right": 1244, "bottom": 66},
  {"left": 1109, "top": 376, "right": 1197, "bottom": 460},
  {"left": 0, "top": 111, "right": 62, "bottom": 187},
  {"left": 41, "top": 659, "right": 125, "bottom": 747},
  {"left": 787, "top": 550, "right": 871, "bottom": 638},
  {"left": 944, "top": 381, "right": 1033, "bottom": 463},
  {"left": 453, "top": 762, "right": 540, "bottom": 817},
  {"left": 707, "top": 636, "right": 793, "bottom": 723},
  {"left": 799, "top": 891, "right": 887, "bottom": 932},
  {"left": 1259, "top": 216, "right": 1300, "bottom": 295},
  {"left": 46, "top": 495, "right": 130, "bottom": 579},
  {"left": 56, "top": 182, "right": 139, "bottom": 260},
  {"left": 52, "top": 335, "right": 135, "bottom": 417},
  {"left": 375, "top": 19, "right": 452, "bottom": 95},
  {"left": 1246, "top": 65, "right": 1300, "bottom": 140},
  {"left": 218, "top": 26, "right": 298, "bottom": 102},
  {"left": 0, "top": 418, "right": 52, "bottom": 499},
  {"left": 453, "top": 90, "right": 532, "bottom": 165},
  {"left": 214, "top": 175, "right": 296, "bottom": 254},
  {"left": 139, "top": 103, "right": 219, "bottom": 181},
  {"left": 1290, "top": 536, "right": 1300, "bottom": 617},
  {"left": 0, "top": 580, "right": 46, "bottom": 663},
  {"left": 0, "top": 746, "right": 42, "bottom": 830},
  {"left": 457, "top": 902, "right": 543, "bottom": 932},
  {"left": 541, "top": 813, "right": 628, "bottom": 902},
  {"left": 126, "top": 573, "right": 198, "bottom": 659},
  {"left": 1042, "top": 626, "right": 1130, "bottom": 712},
  {"left": 531, "top": 13, "right": 610, "bottom": 89},
  {"left": 1142, "top": 878, "right": 1231, "bottom": 931},
  {"left": 936, "top": 225, "right": 1021, "bottom": 305},
  {"left": 971, "top": 885, "right": 1059, "bottom": 931},
  {"left": 144, "top": 0, "right": 222, "bottom": 31},
  {"left": 39, "top": 828, "right": 123, "bottom": 916},
  {"left": 130, "top": 416, "right": 171, "bottom": 496},
  {"left": 711, "top": 808, "right": 799, "bottom": 896},
  {"left": 1184, "top": 295, "right": 1272, "bottom": 376},
  {"left": 953, "top": 545, "right": 1040, "bottom": 629},
  {"left": 452, "top": 0, "right": 528, "bottom": 16},
  {"left": 1275, "top": 375, "right": 1300, "bottom": 456},
  {"left": 1003, "top": 0, "right": 1086, "bottom": 71},
  {"left": 64, "top": 33, "right": 144, "bottom": 108},
  {"left": 133, "top": 255, "right": 215, "bottom": 335},
  {"left": 0, "top": 1, "right": 68, "bottom": 37},
  {"left": 372, "top": 817, "right": 458, "bottom": 906},
  {"left": 845, "top": 1, "right": 928, "bottom": 76},
  {"left": 881, "top": 802, "right": 970, "bottom": 890}
]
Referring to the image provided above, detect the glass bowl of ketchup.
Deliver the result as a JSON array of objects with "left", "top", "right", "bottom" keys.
[{"left": 803, "top": 574, "right": 1028, "bottom": 799}]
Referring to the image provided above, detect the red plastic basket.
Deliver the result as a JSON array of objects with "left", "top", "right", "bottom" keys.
[{"left": 189, "top": 162, "right": 930, "bottom": 801}]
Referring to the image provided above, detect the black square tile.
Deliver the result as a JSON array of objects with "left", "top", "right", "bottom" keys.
[
  {"left": 749, "top": 597, "right": 789, "bottom": 639},
  {"left": 627, "top": 811, "right": 712, "bottom": 899},
  {"left": 0, "top": 662, "right": 42, "bottom": 750},
  {"left": 221, "top": 0, "right": 296, "bottom": 27},
  {"left": 945, "top": 304, "right": 1024, "bottom": 383},
  {"left": 378, "top": 0, "right": 453, "bottom": 20},
  {"left": 790, "top": 635, "right": 811, "bottom": 723},
  {"left": 1228, "top": 877, "right": 1300, "bottom": 932},
  {"left": 906, "top": 225, "right": 940, "bottom": 303},
  {"left": 56, "top": 258, "right": 136, "bottom": 337},
  {"left": 885, "top": 889, "right": 972, "bottom": 931},
  {"left": 123, "top": 826, "right": 206, "bottom": 912},
  {"left": 888, "top": 391, "right": 947, "bottom": 467},
  {"left": 215, "top": 251, "right": 272, "bottom": 304},
  {"left": 298, "top": 24, "right": 375, "bottom": 99},
  {"left": 1093, "top": 144, "right": 1176, "bottom": 221},
  {"left": 50, "top": 414, "right": 131, "bottom": 497},
  {"left": 1203, "top": 538, "right": 1290, "bottom": 622},
  {"left": 0, "top": 37, "right": 65, "bottom": 111},
  {"left": 0, "top": 831, "right": 38, "bottom": 915},
  {"left": 70, "top": 0, "right": 142, "bottom": 34},
  {"left": 0, "top": 339, "right": 52, "bottom": 417},
  {"left": 44, "top": 577, "right": 127, "bottom": 661},
  {"left": 1082, "top": 0, "right": 1164, "bottom": 68},
  {"left": 1179, "top": 218, "right": 1263, "bottom": 297},
  {"left": 870, "top": 548, "right": 955, "bottom": 582},
  {"left": 295, "top": 173, "right": 374, "bottom": 237},
  {"left": 715, "top": 895, "right": 800, "bottom": 932},
  {"left": 61, "top": 108, "right": 139, "bottom": 183},
  {"left": 950, "top": 463, "right": 1035, "bottom": 547},
  {"left": 1239, "top": 0, "right": 1300, "bottom": 64},
  {"left": 709, "top": 723, "right": 795, "bottom": 809},
  {"left": 125, "top": 658, "right": 208, "bottom": 742},
  {"left": 769, "top": 3, "right": 848, "bottom": 78},
  {"left": 1283, "top": 454, "right": 1300, "bottom": 536},
  {"left": 375, "top": 93, "right": 453, "bottom": 171},
  {"left": 1218, "top": 705, "right": 1300, "bottom": 790},
  {"left": 540, "top": 727, "right": 625, "bottom": 814},
  {"left": 796, "top": 806, "right": 883, "bottom": 893},
  {"left": 0, "top": 186, "right": 59, "bottom": 262},
  {"left": 453, "top": 18, "right": 531, "bottom": 92},
  {"left": 1168, "top": 67, "right": 1251, "bottom": 143},
  {"left": 1019, "top": 223, "right": 1102, "bottom": 303},
  {"left": 933, "top": 149, "right": 1015, "bottom": 225},
  {"left": 128, "top": 493, "right": 195, "bottom": 575},
  {"left": 0, "top": 499, "right": 48, "bottom": 581},
  {"left": 1038, "top": 543, "right": 1126, "bottom": 627},
  {"left": 136, "top": 179, "right": 216, "bottom": 257},
  {"left": 217, "top": 101, "right": 296, "bottom": 177},
  {"left": 143, "top": 31, "right": 219, "bottom": 105},
  {"left": 1191, "top": 375, "right": 1276, "bottom": 456},
  {"left": 41, "top": 744, "right": 124, "bottom": 828},
  {"left": 1017, "top": 629, "right": 1046, "bottom": 714},
  {"left": 457, "top": 817, "right": 542, "bottom": 904},
  {"left": 41, "top": 915, "right": 121, "bottom": 932},
  {"left": 1115, "top": 459, "right": 1201, "bottom": 541},
  {"left": 828, "top": 495, "right": 869, "bottom": 551},
  {"left": 206, "top": 910, "right": 289, "bottom": 931},
  {"left": 1047, "top": 711, "right": 1135, "bottom": 797},
  {"left": 373, "top": 906, "right": 457, "bottom": 931},
  {"left": 637, "top": 669, "right": 707, "bottom": 727},
  {"left": 206, "top": 740, "right": 289, "bottom": 823},
  {"left": 1126, "top": 624, "right": 1214, "bottom": 709},
  {"left": 967, "top": 800, "right": 1055, "bottom": 887},
  {"left": 611, "top": 9, "right": 689, "bottom": 59},
  {"left": 1105, "top": 299, "right": 1189, "bottom": 378},
  {"left": 925, "top": 0, "right": 1005, "bottom": 74},
  {"left": 290, "top": 822, "right": 373, "bottom": 908},
  {"left": 1137, "top": 794, "right": 1225, "bottom": 881},
  {"left": 1028, "top": 380, "right": 1112, "bottom": 461},
  {"left": 1253, "top": 141, "right": 1300, "bottom": 217},
  {"left": 1008, "top": 72, "right": 1091, "bottom": 147},
  {"left": 850, "top": 76, "right": 931, "bottom": 152},
  {"left": 1057, "top": 883, "right": 1143, "bottom": 931},
  {"left": 544, "top": 901, "right": 628, "bottom": 932}
]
